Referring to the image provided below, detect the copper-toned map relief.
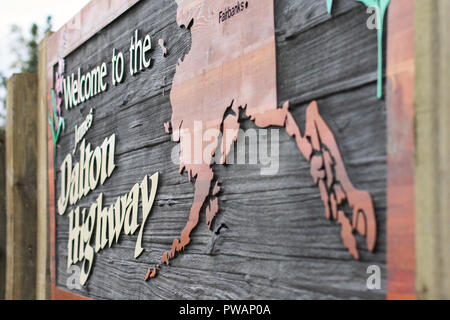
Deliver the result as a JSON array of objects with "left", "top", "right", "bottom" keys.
[{"left": 146, "top": 0, "right": 377, "bottom": 279}]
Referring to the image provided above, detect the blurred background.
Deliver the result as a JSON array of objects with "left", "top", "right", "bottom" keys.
[{"left": 0, "top": 0, "right": 90, "bottom": 127}]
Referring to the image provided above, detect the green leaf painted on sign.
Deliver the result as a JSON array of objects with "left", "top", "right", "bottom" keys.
[
  {"left": 326, "top": 0, "right": 390, "bottom": 98},
  {"left": 49, "top": 88, "right": 66, "bottom": 179},
  {"left": 327, "top": 0, "right": 333, "bottom": 14}
]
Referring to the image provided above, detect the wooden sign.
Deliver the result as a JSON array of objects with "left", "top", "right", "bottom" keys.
[{"left": 46, "top": 0, "right": 415, "bottom": 299}]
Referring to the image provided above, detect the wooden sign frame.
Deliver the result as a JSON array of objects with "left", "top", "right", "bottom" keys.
[
  {"left": 385, "top": 0, "right": 416, "bottom": 300},
  {"left": 46, "top": 0, "right": 416, "bottom": 300}
]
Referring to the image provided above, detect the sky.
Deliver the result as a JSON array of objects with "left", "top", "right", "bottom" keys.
[
  {"left": 0, "top": 0, "right": 91, "bottom": 125},
  {"left": 0, "top": 0, "right": 91, "bottom": 73}
]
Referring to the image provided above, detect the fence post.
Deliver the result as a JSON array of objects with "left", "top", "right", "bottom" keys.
[
  {"left": 415, "top": 0, "right": 450, "bottom": 299},
  {"left": 5, "top": 74, "right": 38, "bottom": 300}
]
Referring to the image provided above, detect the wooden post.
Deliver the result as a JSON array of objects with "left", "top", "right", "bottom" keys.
[
  {"left": 386, "top": 0, "right": 416, "bottom": 300},
  {"left": 0, "top": 128, "right": 6, "bottom": 300},
  {"left": 37, "top": 34, "right": 52, "bottom": 300},
  {"left": 5, "top": 74, "right": 38, "bottom": 300},
  {"left": 415, "top": 0, "right": 450, "bottom": 299}
]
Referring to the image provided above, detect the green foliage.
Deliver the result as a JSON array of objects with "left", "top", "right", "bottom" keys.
[
  {"left": 0, "top": 73, "right": 6, "bottom": 123},
  {"left": 10, "top": 16, "right": 52, "bottom": 73},
  {"left": 0, "top": 16, "right": 53, "bottom": 125},
  {"left": 0, "top": 74, "right": 7, "bottom": 93}
]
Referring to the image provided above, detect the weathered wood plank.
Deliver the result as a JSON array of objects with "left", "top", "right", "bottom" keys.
[
  {"left": 47, "top": 0, "right": 141, "bottom": 66},
  {"left": 37, "top": 34, "right": 52, "bottom": 300},
  {"left": 415, "top": 0, "right": 450, "bottom": 300},
  {"left": 5, "top": 74, "right": 38, "bottom": 300},
  {"left": 52, "top": 0, "right": 387, "bottom": 299}
]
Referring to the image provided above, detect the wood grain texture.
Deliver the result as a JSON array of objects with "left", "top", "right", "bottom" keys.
[
  {"left": 415, "top": 0, "right": 450, "bottom": 300},
  {"left": 50, "top": 0, "right": 387, "bottom": 299},
  {"left": 149, "top": 0, "right": 377, "bottom": 278},
  {"left": 385, "top": 0, "right": 416, "bottom": 300},
  {"left": 0, "top": 129, "right": 6, "bottom": 300},
  {"left": 47, "top": 0, "right": 141, "bottom": 65},
  {"left": 150, "top": 0, "right": 280, "bottom": 276},
  {"left": 5, "top": 74, "right": 38, "bottom": 300},
  {"left": 37, "top": 34, "right": 52, "bottom": 300},
  {"left": 51, "top": 284, "right": 91, "bottom": 300}
]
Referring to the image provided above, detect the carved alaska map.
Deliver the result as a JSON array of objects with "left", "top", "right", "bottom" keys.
[{"left": 145, "top": 0, "right": 377, "bottom": 279}]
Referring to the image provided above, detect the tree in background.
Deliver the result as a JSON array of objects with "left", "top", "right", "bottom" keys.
[
  {"left": 0, "top": 16, "right": 53, "bottom": 126},
  {"left": 0, "top": 75, "right": 7, "bottom": 124}
]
